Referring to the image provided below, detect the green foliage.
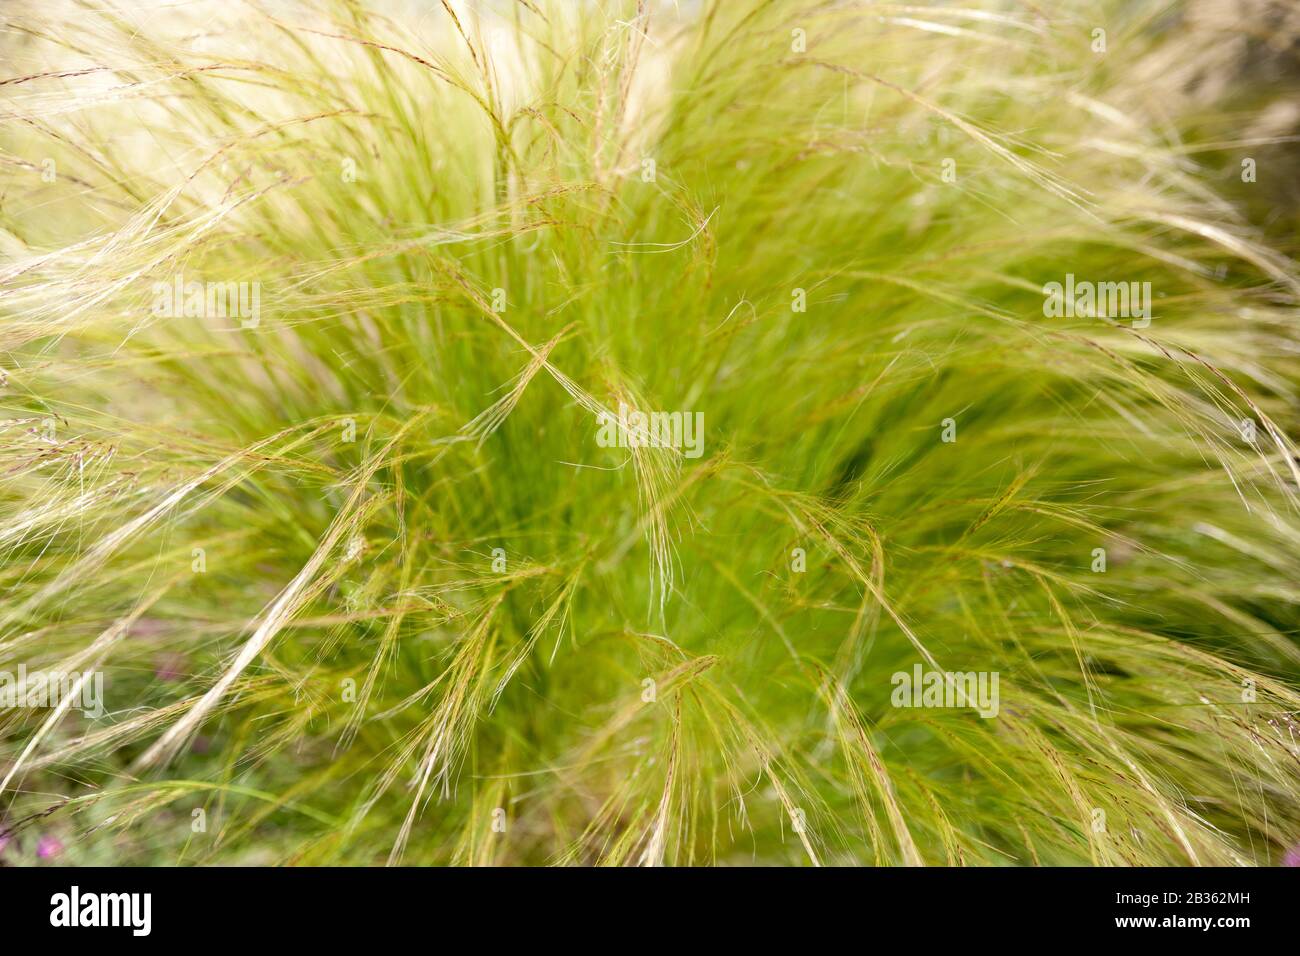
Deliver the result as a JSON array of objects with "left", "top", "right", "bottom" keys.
[{"left": 1, "top": 0, "right": 1297, "bottom": 865}]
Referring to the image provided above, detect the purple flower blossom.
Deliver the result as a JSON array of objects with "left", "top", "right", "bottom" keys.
[{"left": 154, "top": 653, "right": 189, "bottom": 682}]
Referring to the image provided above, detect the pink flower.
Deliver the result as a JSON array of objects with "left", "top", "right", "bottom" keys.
[
  {"left": 128, "top": 618, "right": 168, "bottom": 638},
  {"left": 1283, "top": 842, "right": 1300, "bottom": 867},
  {"left": 154, "top": 653, "right": 189, "bottom": 682},
  {"left": 36, "top": 835, "right": 62, "bottom": 859}
]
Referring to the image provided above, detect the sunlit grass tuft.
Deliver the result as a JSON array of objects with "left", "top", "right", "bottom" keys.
[{"left": 1, "top": 0, "right": 1298, "bottom": 865}]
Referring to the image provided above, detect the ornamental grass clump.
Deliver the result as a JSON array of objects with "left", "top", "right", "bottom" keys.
[{"left": 0, "top": 0, "right": 1298, "bottom": 866}]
